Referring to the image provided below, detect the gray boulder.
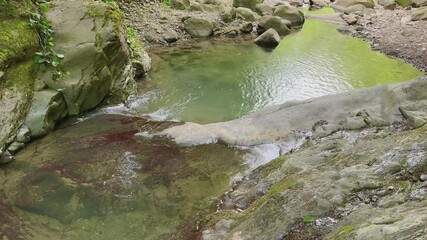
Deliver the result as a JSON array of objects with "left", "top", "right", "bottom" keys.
[
  {"left": 253, "top": 28, "right": 281, "bottom": 48},
  {"left": 331, "top": 0, "right": 375, "bottom": 11},
  {"left": 411, "top": 7, "right": 427, "bottom": 21},
  {"left": 257, "top": 15, "right": 291, "bottom": 35},
  {"left": 233, "top": 0, "right": 263, "bottom": 10},
  {"left": 344, "top": 4, "right": 366, "bottom": 14},
  {"left": 171, "top": 0, "right": 191, "bottom": 10},
  {"left": 273, "top": 5, "right": 305, "bottom": 27},
  {"left": 236, "top": 7, "right": 260, "bottom": 21},
  {"left": 240, "top": 22, "right": 254, "bottom": 33},
  {"left": 184, "top": 17, "right": 214, "bottom": 38},
  {"left": 412, "top": 0, "right": 427, "bottom": 7},
  {"left": 255, "top": 3, "right": 273, "bottom": 15}
]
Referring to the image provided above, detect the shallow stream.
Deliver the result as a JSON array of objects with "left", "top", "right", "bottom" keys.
[{"left": 0, "top": 13, "right": 424, "bottom": 240}]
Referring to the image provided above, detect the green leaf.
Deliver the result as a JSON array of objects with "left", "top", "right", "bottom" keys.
[
  {"left": 40, "top": 4, "right": 49, "bottom": 13},
  {"left": 303, "top": 215, "right": 315, "bottom": 223}
]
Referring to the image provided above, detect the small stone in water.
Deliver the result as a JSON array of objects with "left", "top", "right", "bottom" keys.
[
  {"left": 388, "top": 186, "right": 394, "bottom": 190},
  {"left": 420, "top": 174, "right": 427, "bottom": 181}
]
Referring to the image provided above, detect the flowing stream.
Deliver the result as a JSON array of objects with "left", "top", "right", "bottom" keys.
[{"left": 0, "top": 13, "right": 424, "bottom": 240}]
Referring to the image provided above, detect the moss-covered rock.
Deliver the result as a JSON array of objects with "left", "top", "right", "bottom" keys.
[{"left": 0, "top": 0, "right": 38, "bottom": 160}]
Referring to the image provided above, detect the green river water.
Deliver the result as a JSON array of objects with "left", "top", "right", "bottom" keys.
[{"left": 132, "top": 19, "right": 422, "bottom": 124}]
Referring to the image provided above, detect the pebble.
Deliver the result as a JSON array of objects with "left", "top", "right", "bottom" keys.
[
  {"left": 420, "top": 174, "right": 427, "bottom": 181},
  {"left": 422, "top": 47, "right": 426, "bottom": 52},
  {"left": 388, "top": 186, "right": 394, "bottom": 190}
]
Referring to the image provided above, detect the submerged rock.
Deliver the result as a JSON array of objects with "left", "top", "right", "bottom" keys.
[{"left": 253, "top": 28, "right": 281, "bottom": 48}]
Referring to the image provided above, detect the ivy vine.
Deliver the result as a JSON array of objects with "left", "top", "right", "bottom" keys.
[{"left": 30, "top": 0, "right": 67, "bottom": 80}]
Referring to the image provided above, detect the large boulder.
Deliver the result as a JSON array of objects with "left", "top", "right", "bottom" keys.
[
  {"left": 233, "top": 0, "right": 263, "bottom": 10},
  {"left": 184, "top": 17, "right": 214, "bottom": 37},
  {"left": 257, "top": 15, "right": 291, "bottom": 35},
  {"left": 171, "top": 0, "right": 191, "bottom": 9},
  {"left": 273, "top": 5, "right": 305, "bottom": 27},
  {"left": 331, "top": 0, "right": 375, "bottom": 11},
  {"left": 235, "top": 7, "right": 260, "bottom": 21},
  {"left": 39, "top": 1, "right": 133, "bottom": 116},
  {"left": 344, "top": 4, "right": 366, "bottom": 14},
  {"left": 255, "top": 3, "right": 274, "bottom": 15},
  {"left": 412, "top": 0, "right": 427, "bottom": 7},
  {"left": 411, "top": 6, "right": 427, "bottom": 21},
  {"left": 253, "top": 28, "right": 281, "bottom": 48}
]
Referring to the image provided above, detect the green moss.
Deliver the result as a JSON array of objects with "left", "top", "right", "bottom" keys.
[
  {"left": 335, "top": 225, "right": 356, "bottom": 238},
  {"left": 0, "top": 0, "right": 34, "bottom": 20},
  {"left": 395, "top": 0, "right": 412, "bottom": 6},
  {"left": 257, "top": 155, "right": 286, "bottom": 176},
  {"left": 0, "top": 19, "right": 38, "bottom": 67},
  {"left": 3, "top": 60, "right": 37, "bottom": 92}
]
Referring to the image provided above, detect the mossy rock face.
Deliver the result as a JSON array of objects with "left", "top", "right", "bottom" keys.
[
  {"left": 37, "top": 0, "right": 131, "bottom": 115},
  {"left": 22, "top": 0, "right": 134, "bottom": 143},
  {"left": 0, "top": 0, "right": 38, "bottom": 156},
  {"left": 0, "top": 0, "right": 35, "bottom": 21}
]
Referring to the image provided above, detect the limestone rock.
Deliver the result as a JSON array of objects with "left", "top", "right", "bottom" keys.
[
  {"left": 342, "top": 13, "right": 359, "bottom": 25},
  {"left": 236, "top": 7, "right": 260, "bottom": 21},
  {"left": 253, "top": 28, "right": 281, "bottom": 48},
  {"left": 39, "top": 1, "right": 133, "bottom": 116},
  {"left": 233, "top": 0, "right": 263, "bottom": 10},
  {"left": 240, "top": 22, "right": 253, "bottom": 33},
  {"left": 383, "top": 2, "right": 397, "bottom": 9},
  {"left": 412, "top": 0, "right": 427, "bottom": 7},
  {"left": 411, "top": 7, "right": 427, "bottom": 21},
  {"left": 257, "top": 15, "right": 291, "bottom": 35},
  {"left": 255, "top": 3, "right": 273, "bottom": 15},
  {"left": 15, "top": 126, "right": 31, "bottom": 143},
  {"left": 331, "top": 0, "right": 375, "bottom": 11},
  {"left": 0, "top": 2, "right": 38, "bottom": 157},
  {"left": 273, "top": 5, "right": 305, "bottom": 27},
  {"left": 24, "top": 90, "right": 67, "bottom": 138},
  {"left": 377, "top": 0, "right": 394, "bottom": 6},
  {"left": 224, "top": 28, "right": 240, "bottom": 38},
  {"left": 163, "top": 29, "right": 179, "bottom": 43},
  {"left": 0, "top": 150, "right": 13, "bottom": 165},
  {"left": 344, "top": 4, "right": 366, "bottom": 14},
  {"left": 7, "top": 141, "right": 25, "bottom": 153},
  {"left": 171, "top": 0, "right": 190, "bottom": 10},
  {"left": 311, "top": 0, "right": 331, "bottom": 9},
  {"left": 184, "top": 17, "right": 214, "bottom": 38}
]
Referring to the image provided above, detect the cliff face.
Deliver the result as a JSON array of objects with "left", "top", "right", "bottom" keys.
[
  {"left": 0, "top": 0, "right": 38, "bottom": 164},
  {"left": 0, "top": 0, "right": 147, "bottom": 162}
]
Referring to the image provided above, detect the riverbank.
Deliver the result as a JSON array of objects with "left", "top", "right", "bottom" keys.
[{"left": 340, "top": 5, "right": 427, "bottom": 72}]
